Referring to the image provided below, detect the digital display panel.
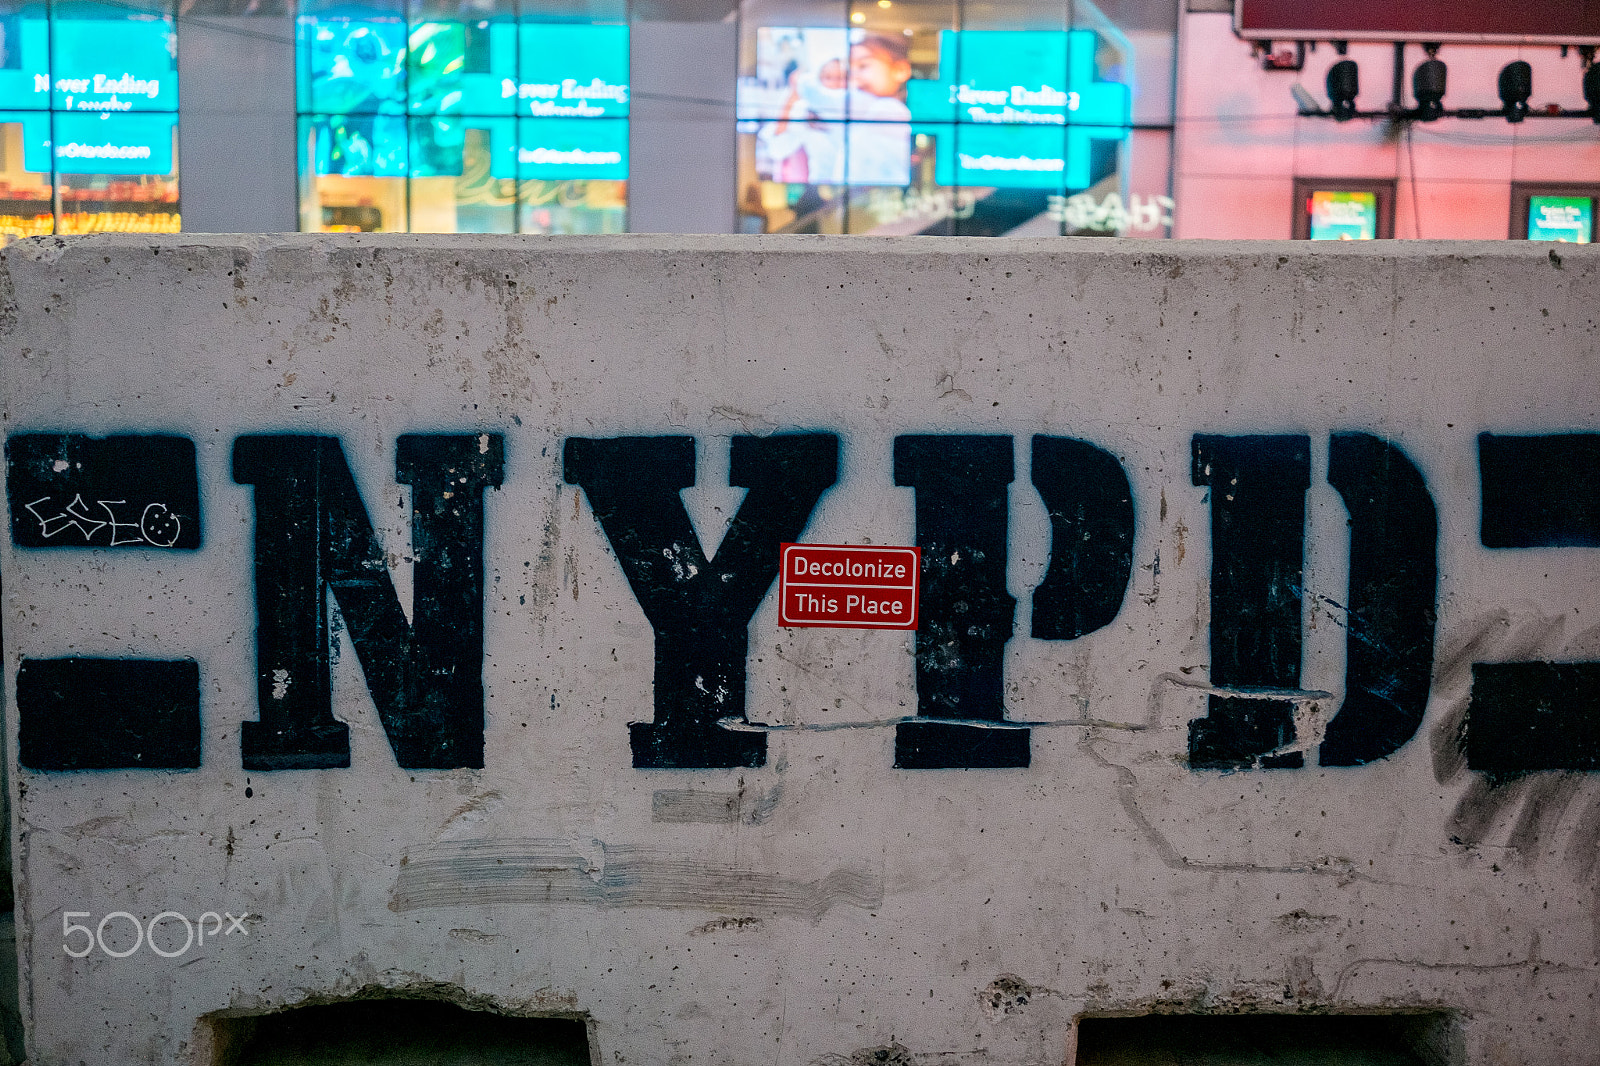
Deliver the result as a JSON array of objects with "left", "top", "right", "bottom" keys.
[
  {"left": 301, "top": 20, "right": 627, "bottom": 119},
  {"left": 52, "top": 16, "right": 177, "bottom": 112},
  {"left": 0, "top": 12, "right": 50, "bottom": 110},
  {"left": 517, "top": 24, "right": 629, "bottom": 119},
  {"left": 0, "top": 12, "right": 177, "bottom": 112},
  {"left": 299, "top": 14, "right": 629, "bottom": 232},
  {"left": 1308, "top": 190, "right": 1377, "bottom": 240},
  {"left": 306, "top": 112, "right": 406, "bottom": 176},
  {"left": 408, "top": 19, "right": 516, "bottom": 116},
  {"left": 1526, "top": 195, "right": 1592, "bottom": 243},
  {"left": 944, "top": 125, "right": 1068, "bottom": 190},
  {"left": 37, "top": 111, "right": 176, "bottom": 174},
  {"left": 516, "top": 117, "right": 626, "bottom": 180},
  {"left": 300, "top": 17, "right": 407, "bottom": 115},
  {"left": 737, "top": 27, "right": 1128, "bottom": 189},
  {"left": 408, "top": 115, "right": 515, "bottom": 178}
]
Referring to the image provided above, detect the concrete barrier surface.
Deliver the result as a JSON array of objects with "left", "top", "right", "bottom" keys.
[{"left": 1, "top": 235, "right": 1598, "bottom": 1065}]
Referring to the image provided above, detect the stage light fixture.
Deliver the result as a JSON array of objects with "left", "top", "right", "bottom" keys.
[
  {"left": 1413, "top": 57, "right": 1447, "bottom": 121},
  {"left": 1498, "top": 60, "right": 1532, "bottom": 122},
  {"left": 1327, "top": 59, "right": 1359, "bottom": 120}
]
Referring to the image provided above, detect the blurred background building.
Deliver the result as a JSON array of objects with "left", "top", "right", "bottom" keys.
[{"left": 0, "top": 0, "right": 1593, "bottom": 241}]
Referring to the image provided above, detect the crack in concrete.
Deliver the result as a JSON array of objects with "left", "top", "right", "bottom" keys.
[{"left": 1331, "top": 955, "right": 1591, "bottom": 1000}]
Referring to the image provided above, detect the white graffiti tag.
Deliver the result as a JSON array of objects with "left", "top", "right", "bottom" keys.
[{"left": 24, "top": 495, "right": 182, "bottom": 547}]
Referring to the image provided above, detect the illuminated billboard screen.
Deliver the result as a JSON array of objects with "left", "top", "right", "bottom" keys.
[
  {"left": 51, "top": 15, "right": 177, "bottom": 112},
  {"left": 300, "top": 18, "right": 407, "bottom": 114},
  {"left": 518, "top": 23, "right": 629, "bottom": 119},
  {"left": 1307, "top": 190, "right": 1377, "bottom": 240},
  {"left": 0, "top": 10, "right": 176, "bottom": 112},
  {"left": 0, "top": 11, "right": 50, "bottom": 110},
  {"left": 306, "top": 112, "right": 407, "bottom": 176},
  {"left": 517, "top": 117, "right": 626, "bottom": 180},
  {"left": 407, "top": 19, "right": 516, "bottom": 116},
  {"left": 22, "top": 111, "right": 177, "bottom": 175},
  {"left": 1526, "top": 195, "right": 1593, "bottom": 243},
  {"left": 737, "top": 27, "right": 1129, "bottom": 190},
  {"left": 300, "top": 17, "right": 628, "bottom": 119}
]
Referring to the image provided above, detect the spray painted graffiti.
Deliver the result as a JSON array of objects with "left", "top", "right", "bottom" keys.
[
  {"left": 21, "top": 496, "right": 184, "bottom": 547},
  {"left": 231, "top": 433, "right": 505, "bottom": 771},
  {"left": 4, "top": 428, "right": 1596, "bottom": 777},
  {"left": 4, "top": 434, "right": 200, "bottom": 550},
  {"left": 1465, "top": 432, "right": 1600, "bottom": 775}
]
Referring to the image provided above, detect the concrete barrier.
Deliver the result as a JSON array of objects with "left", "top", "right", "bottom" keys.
[{"left": 1, "top": 234, "right": 1597, "bottom": 1065}]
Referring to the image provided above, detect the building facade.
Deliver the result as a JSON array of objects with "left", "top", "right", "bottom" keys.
[{"left": 0, "top": 0, "right": 1594, "bottom": 241}]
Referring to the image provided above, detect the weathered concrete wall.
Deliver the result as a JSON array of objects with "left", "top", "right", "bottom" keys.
[{"left": 1, "top": 235, "right": 1597, "bottom": 1066}]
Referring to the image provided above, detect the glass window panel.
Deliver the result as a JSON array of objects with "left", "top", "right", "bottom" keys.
[
  {"left": 1308, "top": 190, "right": 1378, "bottom": 241},
  {"left": 519, "top": 0, "right": 625, "bottom": 22},
  {"left": 975, "top": 32, "right": 1070, "bottom": 125},
  {"left": 0, "top": 113, "right": 51, "bottom": 241},
  {"left": 737, "top": 0, "right": 848, "bottom": 124},
  {"left": 1066, "top": 29, "right": 1129, "bottom": 134},
  {"left": 0, "top": 2, "right": 50, "bottom": 110},
  {"left": 847, "top": 0, "right": 953, "bottom": 122},
  {"left": 841, "top": 32, "right": 913, "bottom": 126},
  {"left": 303, "top": 111, "right": 409, "bottom": 176},
  {"left": 961, "top": 0, "right": 1067, "bottom": 33},
  {"left": 53, "top": 110, "right": 175, "bottom": 174},
  {"left": 518, "top": 177, "right": 624, "bottom": 234},
  {"left": 51, "top": 1, "right": 176, "bottom": 113},
  {"left": 184, "top": 0, "right": 289, "bottom": 15},
  {"left": 753, "top": 110, "right": 844, "bottom": 184},
  {"left": 54, "top": 111, "right": 177, "bottom": 233},
  {"left": 517, "top": 22, "right": 628, "bottom": 120},
  {"left": 410, "top": 114, "right": 514, "bottom": 176},
  {"left": 1527, "top": 195, "right": 1592, "bottom": 243},
  {"left": 737, "top": 0, "right": 1170, "bottom": 239},
  {"left": 1110, "top": 125, "right": 1171, "bottom": 236}
]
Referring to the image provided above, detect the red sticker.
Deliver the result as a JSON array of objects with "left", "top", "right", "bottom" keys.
[{"left": 778, "top": 543, "right": 920, "bottom": 630}]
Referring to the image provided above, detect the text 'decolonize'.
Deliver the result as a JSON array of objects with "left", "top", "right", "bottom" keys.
[{"left": 778, "top": 543, "right": 920, "bottom": 630}]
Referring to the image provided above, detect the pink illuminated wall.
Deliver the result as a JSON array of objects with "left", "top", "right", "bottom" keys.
[{"left": 1172, "top": 12, "right": 1600, "bottom": 239}]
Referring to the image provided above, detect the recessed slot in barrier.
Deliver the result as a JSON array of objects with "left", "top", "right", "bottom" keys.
[
  {"left": 207, "top": 997, "right": 592, "bottom": 1066},
  {"left": 1074, "top": 1011, "right": 1460, "bottom": 1066}
]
